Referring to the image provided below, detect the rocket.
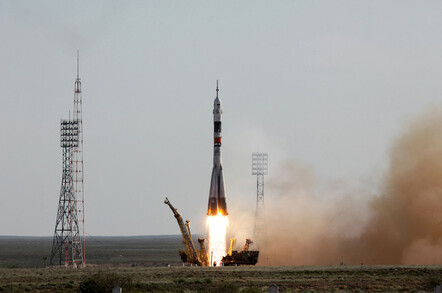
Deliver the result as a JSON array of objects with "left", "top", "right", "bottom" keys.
[{"left": 207, "top": 81, "right": 228, "bottom": 216}]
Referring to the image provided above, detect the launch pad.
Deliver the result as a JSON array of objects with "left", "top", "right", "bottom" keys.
[{"left": 164, "top": 197, "right": 259, "bottom": 266}]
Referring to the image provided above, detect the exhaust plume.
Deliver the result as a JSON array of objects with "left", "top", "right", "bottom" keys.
[{"left": 238, "top": 109, "right": 442, "bottom": 265}]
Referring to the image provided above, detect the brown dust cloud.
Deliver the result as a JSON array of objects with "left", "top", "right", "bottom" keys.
[{"left": 229, "top": 109, "right": 442, "bottom": 265}]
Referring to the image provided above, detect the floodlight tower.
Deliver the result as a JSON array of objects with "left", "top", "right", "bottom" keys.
[
  {"left": 252, "top": 152, "right": 268, "bottom": 238},
  {"left": 50, "top": 120, "right": 83, "bottom": 267},
  {"left": 50, "top": 52, "right": 85, "bottom": 267}
]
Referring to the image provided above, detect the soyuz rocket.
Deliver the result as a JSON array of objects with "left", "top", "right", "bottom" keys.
[{"left": 207, "top": 81, "right": 228, "bottom": 216}]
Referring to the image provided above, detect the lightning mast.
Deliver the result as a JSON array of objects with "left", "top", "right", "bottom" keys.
[
  {"left": 73, "top": 51, "right": 85, "bottom": 266},
  {"left": 252, "top": 152, "right": 268, "bottom": 238},
  {"left": 50, "top": 52, "right": 85, "bottom": 267}
]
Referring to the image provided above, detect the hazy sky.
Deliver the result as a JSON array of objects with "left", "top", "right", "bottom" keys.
[{"left": 1, "top": 1, "right": 442, "bottom": 236}]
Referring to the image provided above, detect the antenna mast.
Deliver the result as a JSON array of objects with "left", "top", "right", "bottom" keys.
[
  {"left": 73, "top": 50, "right": 85, "bottom": 266},
  {"left": 50, "top": 53, "right": 85, "bottom": 267}
]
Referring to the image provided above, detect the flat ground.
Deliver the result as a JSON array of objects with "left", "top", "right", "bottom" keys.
[
  {"left": 1, "top": 236, "right": 441, "bottom": 292},
  {"left": 1, "top": 265, "right": 441, "bottom": 292},
  {"left": 0, "top": 235, "right": 184, "bottom": 268}
]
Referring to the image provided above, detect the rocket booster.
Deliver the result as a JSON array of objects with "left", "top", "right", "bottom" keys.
[{"left": 207, "top": 81, "right": 228, "bottom": 216}]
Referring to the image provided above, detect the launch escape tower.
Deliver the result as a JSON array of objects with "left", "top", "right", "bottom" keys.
[
  {"left": 50, "top": 53, "right": 85, "bottom": 267},
  {"left": 252, "top": 152, "right": 268, "bottom": 238}
]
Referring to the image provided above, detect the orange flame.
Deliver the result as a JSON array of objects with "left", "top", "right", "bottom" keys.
[{"left": 206, "top": 212, "right": 228, "bottom": 266}]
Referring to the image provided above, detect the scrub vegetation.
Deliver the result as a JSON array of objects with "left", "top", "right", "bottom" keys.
[
  {"left": 1, "top": 236, "right": 442, "bottom": 292},
  {"left": 0, "top": 265, "right": 442, "bottom": 292}
]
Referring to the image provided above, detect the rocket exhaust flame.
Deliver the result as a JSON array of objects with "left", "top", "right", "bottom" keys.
[{"left": 207, "top": 213, "right": 229, "bottom": 266}]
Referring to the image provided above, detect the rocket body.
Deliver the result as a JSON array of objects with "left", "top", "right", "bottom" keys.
[{"left": 207, "top": 84, "right": 228, "bottom": 216}]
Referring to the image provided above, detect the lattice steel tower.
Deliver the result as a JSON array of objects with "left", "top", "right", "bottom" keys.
[
  {"left": 50, "top": 52, "right": 85, "bottom": 267},
  {"left": 252, "top": 152, "right": 268, "bottom": 238}
]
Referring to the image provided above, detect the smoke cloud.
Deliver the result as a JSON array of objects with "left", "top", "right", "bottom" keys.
[{"left": 232, "top": 108, "right": 442, "bottom": 265}]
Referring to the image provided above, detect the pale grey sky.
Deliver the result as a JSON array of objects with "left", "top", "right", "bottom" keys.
[{"left": 1, "top": 1, "right": 442, "bottom": 236}]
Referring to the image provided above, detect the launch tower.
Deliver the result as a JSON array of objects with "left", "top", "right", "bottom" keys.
[
  {"left": 252, "top": 152, "right": 268, "bottom": 238},
  {"left": 50, "top": 53, "right": 85, "bottom": 267}
]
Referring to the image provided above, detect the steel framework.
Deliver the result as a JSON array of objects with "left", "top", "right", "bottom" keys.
[
  {"left": 50, "top": 53, "right": 85, "bottom": 267},
  {"left": 73, "top": 52, "right": 85, "bottom": 266},
  {"left": 252, "top": 152, "right": 268, "bottom": 237},
  {"left": 50, "top": 120, "right": 83, "bottom": 267}
]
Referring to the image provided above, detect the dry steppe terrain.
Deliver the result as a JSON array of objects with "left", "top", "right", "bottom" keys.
[
  {"left": 1, "top": 265, "right": 442, "bottom": 292},
  {"left": 1, "top": 236, "right": 441, "bottom": 292}
]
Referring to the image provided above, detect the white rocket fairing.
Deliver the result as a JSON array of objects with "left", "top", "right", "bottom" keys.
[{"left": 207, "top": 81, "right": 228, "bottom": 216}]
